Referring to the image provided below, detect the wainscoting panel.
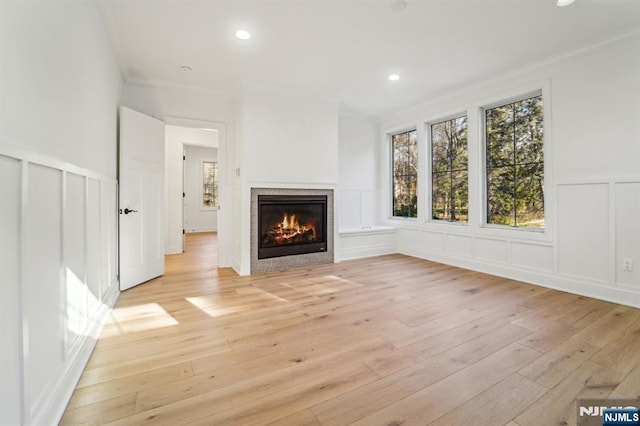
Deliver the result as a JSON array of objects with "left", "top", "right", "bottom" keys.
[
  {"left": 511, "top": 242, "right": 554, "bottom": 272},
  {"left": 445, "top": 234, "right": 473, "bottom": 257},
  {"left": 616, "top": 182, "right": 640, "bottom": 287},
  {"left": 422, "top": 230, "right": 445, "bottom": 252},
  {"left": 25, "top": 163, "right": 64, "bottom": 416},
  {"left": 394, "top": 178, "right": 640, "bottom": 309},
  {"left": 339, "top": 189, "right": 362, "bottom": 230},
  {"left": 360, "top": 190, "right": 377, "bottom": 227},
  {"left": 0, "top": 154, "right": 23, "bottom": 424},
  {"left": 474, "top": 238, "right": 508, "bottom": 264},
  {"left": 338, "top": 189, "right": 378, "bottom": 230},
  {"left": 557, "top": 183, "right": 610, "bottom": 283},
  {"left": 0, "top": 141, "right": 120, "bottom": 425},
  {"left": 64, "top": 172, "right": 88, "bottom": 355},
  {"left": 87, "top": 178, "right": 103, "bottom": 312},
  {"left": 103, "top": 181, "right": 119, "bottom": 300},
  {"left": 337, "top": 227, "right": 397, "bottom": 261}
]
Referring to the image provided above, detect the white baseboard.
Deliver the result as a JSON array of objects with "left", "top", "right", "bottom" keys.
[
  {"left": 399, "top": 243, "right": 640, "bottom": 309},
  {"left": 185, "top": 227, "right": 216, "bottom": 233}
]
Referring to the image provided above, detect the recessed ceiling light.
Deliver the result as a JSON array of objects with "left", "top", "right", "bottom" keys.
[
  {"left": 556, "top": 0, "right": 575, "bottom": 6},
  {"left": 391, "top": 0, "right": 408, "bottom": 11},
  {"left": 181, "top": 65, "right": 192, "bottom": 72},
  {"left": 236, "top": 30, "right": 251, "bottom": 40},
  {"left": 389, "top": 74, "right": 400, "bottom": 81}
]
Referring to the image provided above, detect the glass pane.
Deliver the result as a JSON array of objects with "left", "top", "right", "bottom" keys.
[
  {"left": 392, "top": 130, "right": 418, "bottom": 218},
  {"left": 451, "top": 172, "right": 469, "bottom": 222},
  {"left": 431, "top": 116, "right": 467, "bottom": 222},
  {"left": 486, "top": 95, "right": 544, "bottom": 228},
  {"left": 203, "top": 161, "right": 218, "bottom": 207},
  {"left": 487, "top": 167, "right": 515, "bottom": 226},
  {"left": 515, "top": 96, "right": 544, "bottom": 165},
  {"left": 432, "top": 172, "right": 449, "bottom": 220},
  {"left": 515, "top": 165, "right": 544, "bottom": 228},
  {"left": 486, "top": 105, "right": 514, "bottom": 169}
]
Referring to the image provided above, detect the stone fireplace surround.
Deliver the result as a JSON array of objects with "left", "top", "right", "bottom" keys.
[{"left": 251, "top": 187, "right": 334, "bottom": 274}]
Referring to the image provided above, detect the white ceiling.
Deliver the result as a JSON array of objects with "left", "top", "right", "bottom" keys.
[{"left": 98, "top": 0, "right": 640, "bottom": 118}]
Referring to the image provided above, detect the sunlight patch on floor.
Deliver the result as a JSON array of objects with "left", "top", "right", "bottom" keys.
[
  {"left": 186, "top": 296, "right": 249, "bottom": 318},
  {"left": 101, "top": 303, "right": 179, "bottom": 337}
]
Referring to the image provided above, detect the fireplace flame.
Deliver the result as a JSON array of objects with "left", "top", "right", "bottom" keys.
[{"left": 271, "top": 213, "right": 316, "bottom": 243}]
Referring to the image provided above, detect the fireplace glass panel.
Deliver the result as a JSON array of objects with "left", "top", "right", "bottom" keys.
[{"left": 258, "top": 195, "right": 327, "bottom": 259}]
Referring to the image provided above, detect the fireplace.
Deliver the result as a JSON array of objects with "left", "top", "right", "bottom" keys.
[
  {"left": 258, "top": 195, "right": 327, "bottom": 259},
  {"left": 251, "top": 188, "right": 334, "bottom": 274}
]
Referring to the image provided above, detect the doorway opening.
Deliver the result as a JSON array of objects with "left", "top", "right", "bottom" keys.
[
  {"left": 183, "top": 144, "right": 218, "bottom": 245},
  {"left": 164, "top": 121, "right": 226, "bottom": 264}
]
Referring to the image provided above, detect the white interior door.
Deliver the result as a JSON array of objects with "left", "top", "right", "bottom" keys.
[{"left": 119, "top": 106, "right": 165, "bottom": 291}]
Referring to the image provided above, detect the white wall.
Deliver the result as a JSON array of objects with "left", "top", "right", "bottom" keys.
[
  {"left": 336, "top": 114, "right": 398, "bottom": 260},
  {"left": 338, "top": 114, "right": 380, "bottom": 230},
  {"left": 379, "top": 36, "right": 640, "bottom": 307},
  {"left": 184, "top": 145, "right": 218, "bottom": 233},
  {"left": 239, "top": 83, "right": 339, "bottom": 185},
  {"left": 123, "top": 83, "right": 235, "bottom": 265},
  {"left": 0, "top": 1, "right": 122, "bottom": 424},
  {"left": 235, "top": 82, "right": 340, "bottom": 274}
]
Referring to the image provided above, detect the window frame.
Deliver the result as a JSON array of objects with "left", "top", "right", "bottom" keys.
[
  {"left": 427, "top": 112, "right": 469, "bottom": 225},
  {"left": 201, "top": 160, "right": 218, "bottom": 210},
  {"left": 481, "top": 90, "right": 545, "bottom": 232},
  {"left": 390, "top": 128, "right": 419, "bottom": 220}
]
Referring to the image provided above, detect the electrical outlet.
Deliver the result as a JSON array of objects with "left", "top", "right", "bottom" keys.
[{"left": 623, "top": 258, "right": 633, "bottom": 271}]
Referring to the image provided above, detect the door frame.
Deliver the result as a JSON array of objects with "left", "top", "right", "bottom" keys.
[{"left": 164, "top": 116, "right": 230, "bottom": 268}]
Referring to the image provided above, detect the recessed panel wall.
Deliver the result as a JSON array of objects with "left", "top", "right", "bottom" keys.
[
  {"left": 103, "top": 181, "right": 118, "bottom": 300},
  {"left": 558, "top": 183, "right": 610, "bottom": 283},
  {"left": 87, "top": 179, "right": 102, "bottom": 317},
  {"left": 511, "top": 242, "right": 553, "bottom": 272},
  {"left": 422, "top": 230, "right": 444, "bottom": 252},
  {"left": 445, "top": 234, "right": 473, "bottom": 257},
  {"left": 340, "top": 190, "right": 362, "bottom": 230},
  {"left": 616, "top": 182, "right": 640, "bottom": 287},
  {"left": 25, "top": 163, "right": 64, "bottom": 411},
  {"left": 64, "top": 173, "right": 87, "bottom": 352},
  {"left": 0, "top": 155, "right": 22, "bottom": 425},
  {"left": 475, "top": 238, "right": 508, "bottom": 264},
  {"left": 360, "top": 190, "right": 377, "bottom": 226}
]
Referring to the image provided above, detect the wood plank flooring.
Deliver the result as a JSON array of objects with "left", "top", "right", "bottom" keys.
[{"left": 61, "top": 232, "right": 640, "bottom": 425}]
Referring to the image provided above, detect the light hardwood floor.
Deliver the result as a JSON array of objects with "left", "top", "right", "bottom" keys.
[{"left": 61, "top": 232, "right": 640, "bottom": 425}]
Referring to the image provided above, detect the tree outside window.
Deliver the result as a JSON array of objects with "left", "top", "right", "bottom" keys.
[
  {"left": 485, "top": 94, "right": 544, "bottom": 228},
  {"left": 431, "top": 115, "right": 468, "bottom": 222},
  {"left": 203, "top": 161, "right": 218, "bottom": 208},
  {"left": 392, "top": 130, "right": 418, "bottom": 218}
]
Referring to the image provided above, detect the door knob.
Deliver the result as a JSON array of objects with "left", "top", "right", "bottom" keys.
[{"left": 123, "top": 208, "right": 138, "bottom": 214}]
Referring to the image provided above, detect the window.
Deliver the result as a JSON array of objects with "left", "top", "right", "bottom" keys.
[
  {"left": 392, "top": 129, "right": 418, "bottom": 218},
  {"left": 202, "top": 161, "right": 218, "bottom": 208},
  {"left": 431, "top": 115, "right": 468, "bottom": 222},
  {"left": 485, "top": 94, "right": 544, "bottom": 228}
]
